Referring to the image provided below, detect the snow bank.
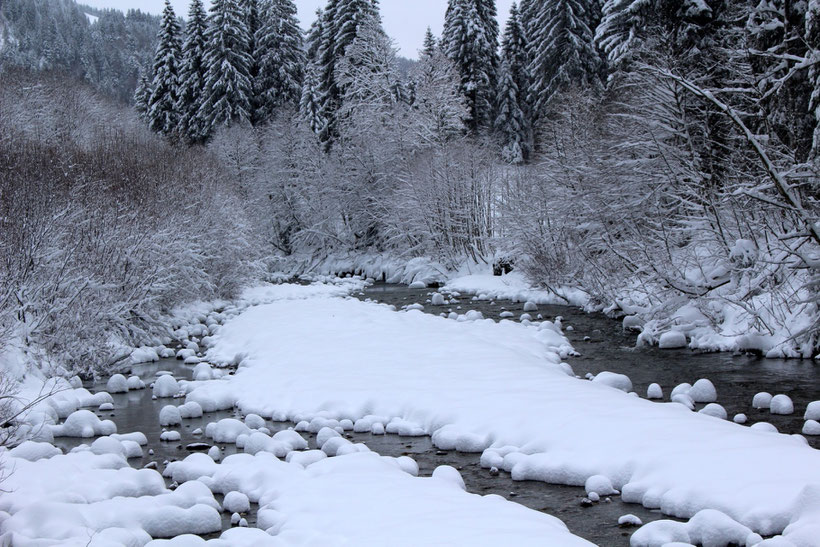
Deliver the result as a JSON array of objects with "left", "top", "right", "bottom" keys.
[
  {"left": 195, "top": 288, "right": 820, "bottom": 541},
  {"left": 444, "top": 271, "right": 589, "bottom": 307},
  {"left": 164, "top": 451, "right": 590, "bottom": 545}
]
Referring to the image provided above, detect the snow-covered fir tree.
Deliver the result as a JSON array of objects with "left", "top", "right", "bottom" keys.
[
  {"left": 255, "top": 0, "right": 305, "bottom": 122},
  {"left": 300, "top": 63, "right": 326, "bottom": 134},
  {"left": 495, "top": 3, "right": 531, "bottom": 162},
  {"left": 133, "top": 71, "right": 152, "bottom": 121},
  {"left": 441, "top": 0, "right": 500, "bottom": 131},
  {"left": 421, "top": 26, "right": 437, "bottom": 58},
  {"left": 527, "top": 0, "right": 602, "bottom": 118},
  {"left": 147, "top": 0, "right": 182, "bottom": 137},
  {"left": 177, "top": 0, "right": 208, "bottom": 143},
  {"left": 314, "top": 0, "right": 382, "bottom": 143},
  {"left": 198, "top": 0, "right": 253, "bottom": 136},
  {"left": 305, "top": 8, "right": 325, "bottom": 61}
]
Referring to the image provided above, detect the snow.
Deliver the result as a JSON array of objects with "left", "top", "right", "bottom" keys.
[
  {"left": 618, "top": 514, "right": 643, "bottom": 527},
  {"left": 753, "top": 392, "right": 774, "bottom": 409},
  {"left": 770, "top": 394, "right": 795, "bottom": 415},
  {"left": 443, "top": 272, "right": 589, "bottom": 307},
  {"left": 179, "top": 401, "right": 203, "bottom": 418},
  {"left": 8, "top": 441, "right": 61, "bottom": 461},
  {"left": 658, "top": 330, "right": 687, "bottom": 349},
  {"left": 51, "top": 409, "right": 116, "bottom": 438},
  {"left": 188, "top": 284, "right": 820, "bottom": 541},
  {"left": 106, "top": 373, "right": 129, "bottom": 393},
  {"left": 802, "top": 420, "right": 820, "bottom": 435},
  {"left": 127, "top": 375, "right": 146, "bottom": 390},
  {"left": 222, "top": 491, "right": 250, "bottom": 514},
  {"left": 165, "top": 451, "right": 590, "bottom": 545},
  {"left": 689, "top": 378, "right": 717, "bottom": 403},
  {"left": 159, "top": 405, "right": 182, "bottom": 426},
  {"left": 585, "top": 475, "right": 619, "bottom": 496},
  {"left": 647, "top": 383, "right": 663, "bottom": 399},
  {"left": 591, "top": 371, "right": 633, "bottom": 392},
  {"left": 153, "top": 374, "right": 180, "bottom": 398},
  {"left": 805, "top": 401, "right": 820, "bottom": 421},
  {"left": 160, "top": 430, "right": 181, "bottom": 441},
  {"left": 698, "top": 403, "right": 727, "bottom": 420}
]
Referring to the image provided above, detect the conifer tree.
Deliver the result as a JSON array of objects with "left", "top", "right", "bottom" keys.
[
  {"left": 300, "top": 63, "right": 326, "bottom": 134},
  {"left": 441, "top": 0, "right": 500, "bottom": 131},
  {"left": 421, "top": 26, "right": 437, "bottom": 58},
  {"left": 305, "top": 8, "right": 325, "bottom": 62},
  {"left": 198, "top": 0, "right": 253, "bottom": 136},
  {"left": 255, "top": 0, "right": 305, "bottom": 122},
  {"left": 147, "top": 0, "right": 182, "bottom": 137},
  {"left": 177, "top": 0, "right": 208, "bottom": 143},
  {"left": 527, "top": 0, "right": 602, "bottom": 117},
  {"left": 496, "top": 3, "right": 531, "bottom": 162},
  {"left": 133, "top": 71, "right": 152, "bottom": 121}
]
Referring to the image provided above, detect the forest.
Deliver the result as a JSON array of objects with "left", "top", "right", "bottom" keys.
[{"left": 1, "top": 0, "right": 819, "bottom": 378}]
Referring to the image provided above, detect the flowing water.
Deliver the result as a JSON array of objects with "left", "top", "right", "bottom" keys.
[{"left": 52, "top": 282, "right": 819, "bottom": 546}]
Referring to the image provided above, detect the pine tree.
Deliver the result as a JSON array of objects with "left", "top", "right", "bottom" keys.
[
  {"left": 441, "top": 0, "right": 500, "bottom": 131},
  {"left": 496, "top": 3, "right": 531, "bottom": 162},
  {"left": 527, "top": 0, "right": 602, "bottom": 117},
  {"left": 177, "top": 0, "right": 208, "bottom": 143},
  {"left": 147, "top": 0, "right": 182, "bottom": 137},
  {"left": 198, "top": 0, "right": 253, "bottom": 136},
  {"left": 255, "top": 0, "right": 305, "bottom": 122},
  {"left": 134, "top": 71, "right": 152, "bottom": 121}
]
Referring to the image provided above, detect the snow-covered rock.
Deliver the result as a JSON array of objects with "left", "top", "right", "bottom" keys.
[
  {"left": 160, "top": 430, "right": 181, "bottom": 442},
  {"left": 689, "top": 379, "right": 717, "bottom": 403},
  {"left": 804, "top": 401, "right": 820, "bottom": 421},
  {"left": 223, "top": 491, "right": 250, "bottom": 514},
  {"left": 646, "top": 383, "right": 663, "bottom": 399},
  {"left": 431, "top": 293, "right": 446, "bottom": 306},
  {"left": 591, "top": 371, "right": 633, "bottom": 393},
  {"left": 523, "top": 301, "right": 538, "bottom": 312},
  {"left": 585, "top": 475, "right": 619, "bottom": 496},
  {"left": 179, "top": 401, "right": 203, "bottom": 419},
  {"left": 658, "top": 330, "right": 687, "bottom": 349},
  {"left": 51, "top": 410, "right": 116, "bottom": 438},
  {"left": 802, "top": 420, "right": 820, "bottom": 436},
  {"left": 698, "top": 403, "right": 727, "bottom": 420},
  {"left": 106, "top": 374, "right": 128, "bottom": 394},
  {"left": 153, "top": 375, "right": 180, "bottom": 398},
  {"left": 126, "top": 376, "right": 146, "bottom": 390},
  {"left": 752, "top": 392, "right": 773, "bottom": 409},
  {"left": 159, "top": 405, "right": 182, "bottom": 426},
  {"left": 770, "top": 394, "right": 794, "bottom": 415},
  {"left": 408, "top": 281, "right": 427, "bottom": 289}
]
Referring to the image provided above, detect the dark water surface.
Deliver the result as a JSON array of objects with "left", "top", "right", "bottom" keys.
[{"left": 52, "top": 282, "right": 818, "bottom": 546}]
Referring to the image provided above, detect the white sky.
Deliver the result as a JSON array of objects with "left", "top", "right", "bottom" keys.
[{"left": 79, "top": 0, "right": 515, "bottom": 59}]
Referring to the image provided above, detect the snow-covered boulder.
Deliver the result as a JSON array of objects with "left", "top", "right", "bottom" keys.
[
  {"left": 770, "top": 394, "right": 794, "bottom": 415},
  {"left": 106, "top": 374, "right": 129, "bottom": 394},
  {"left": 698, "top": 403, "right": 727, "bottom": 420},
  {"left": 646, "top": 383, "right": 663, "bottom": 399},
  {"left": 160, "top": 405, "right": 182, "bottom": 426},
  {"left": 591, "top": 371, "right": 633, "bottom": 393},
  {"left": 733, "top": 414, "right": 747, "bottom": 424},
  {"left": 206, "top": 419, "right": 250, "bottom": 443},
  {"left": 431, "top": 293, "right": 446, "bottom": 306},
  {"left": 9, "top": 441, "right": 61, "bottom": 462},
  {"left": 671, "top": 383, "right": 692, "bottom": 398},
  {"left": 160, "top": 430, "right": 181, "bottom": 441},
  {"left": 244, "top": 414, "right": 265, "bottom": 430},
  {"left": 126, "top": 376, "right": 145, "bottom": 390},
  {"left": 585, "top": 475, "right": 619, "bottom": 496},
  {"left": 408, "top": 281, "right": 427, "bottom": 289},
  {"left": 523, "top": 301, "right": 538, "bottom": 312},
  {"left": 658, "top": 330, "right": 687, "bottom": 349},
  {"left": 51, "top": 410, "right": 116, "bottom": 438},
  {"left": 223, "top": 491, "right": 250, "bottom": 514},
  {"left": 153, "top": 375, "right": 180, "bottom": 398},
  {"left": 805, "top": 401, "right": 820, "bottom": 421},
  {"left": 752, "top": 392, "right": 773, "bottom": 409},
  {"left": 802, "top": 420, "right": 820, "bottom": 435},
  {"left": 689, "top": 379, "right": 717, "bottom": 403},
  {"left": 179, "top": 401, "right": 203, "bottom": 419}
]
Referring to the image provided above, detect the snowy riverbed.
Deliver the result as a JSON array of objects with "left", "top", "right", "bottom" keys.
[{"left": 3, "top": 278, "right": 820, "bottom": 546}]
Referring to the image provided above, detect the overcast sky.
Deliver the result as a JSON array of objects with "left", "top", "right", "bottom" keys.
[{"left": 79, "top": 0, "right": 515, "bottom": 59}]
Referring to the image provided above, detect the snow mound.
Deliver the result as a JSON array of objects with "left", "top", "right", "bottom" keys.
[
  {"left": 432, "top": 465, "right": 466, "bottom": 491},
  {"left": 753, "top": 392, "right": 773, "bottom": 409},
  {"left": 802, "top": 420, "right": 820, "bottom": 436},
  {"left": 51, "top": 409, "right": 116, "bottom": 438},
  {"left": 591, "top": 371, "right": 633, "bottom": 392},
  {"left": 127, "top": 375, "right": 146, "bottom": 390},
  {"left": 632, "top": 509, "right": 756, "bottom": 547},
  {"left": 658, "top": 330, "right": 687, "bottom": 349},
  {"left": 179, "top": 401, "right": 203, "bottom": 419},
  {"left": 698, "top": 403, "right": 727, "bottom": 420},
  {"left": 8, "top": 441, "right": 61, "bottom": 461},
  {"left": 153, "top": 375, "right": 180, "bottom": 398},
  {"left": 689, "top": 379, "right": 717, "bottom": 403},
  {"left": 160, "top": 405, "right": 182, "bottom": 426},
  {"left": 585, "top": 475, "right": 619, "bottom": 496},
  {"left": 646, "top": 383, "right": 663, "bottom": 399},
  {"left": 804, "top": 401, "right": 820, "bottom": 421},
  {"left": 770, "top": 394, "right": 794, "bottom": 415},
  {"left": 206, "top": 419, "right": 251, "bottom": 443},
  {"left": 432, "top": 425, "right": 491, "bottom": 452},
  {"left": 222, "top": 491, "right": 250, "bottom": 514},
  {"left": 106, "top": 374, "right": 129, "bottom": 393}
]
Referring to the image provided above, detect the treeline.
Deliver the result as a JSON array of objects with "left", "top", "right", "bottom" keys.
[
  {"left": 0, "top": 0, "right": 159, "bottom": 103},
  {"left": 0, "top": 70, "right": 261, "bottom": 375}
]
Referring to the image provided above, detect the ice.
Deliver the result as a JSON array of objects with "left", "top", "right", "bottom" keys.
[
  {"left": 591, "top": 371, "right": 633, "bottom": 392},
  {"left": 689, "top": 379, "right": 717, "bottom": 403},
  {"left": 222, "top": 491, "right": 250, "bottom": 514},
  {"left": 753, "top": 392, "right": 773, "bottom": 409},
  {"left": 770, "top": 394, "right": 795, "bottom": 415},
  {"left": 160, "top": 405, "right": 182, "bottom": 426},
  {"left": 585, "top": 475, "right": 619, "bottom": 496},
  {"left": 106, "top": 374, "right": 129, "bottom": 393},
  {"left": 153, "top": 375, "right": 180, "bottom": 398},
  {"left": 51, "top": 409, "right": 116, "bottom": 438},
  {"left": 659, "top": 330, "right": 687, "bottom": 349},
  {"left": 802, "top": 420, "right": 820, "bottom": 435},
  {"left": 8, "top": 441, "right": 61, "bottom": 461},
  {"left": 647, "top": 383, "right": 663, "bottom": 399}
]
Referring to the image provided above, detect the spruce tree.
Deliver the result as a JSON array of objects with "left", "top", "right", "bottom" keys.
[
  {"left": 134, "top": 71, "right": 152, "bottom": 121},
  {"left": 198, "top": 0, "right": 253, "bottom": 136},
  {"left": 441, "top": 0, "right": 500, "bottom": 131},
  {"left": 421, "top": 27, "right": 437, "bottom": 58},
  {"left": 496, "top": 3, "right": 531, "bottom": 162},
  {"left": 147, "top": 0, "right": 182, "bottom": 137},
  {"left": 315, "top": 0, "right": 382, "bottom": 143},
  {"left": 527, "top": 0, "right": 602, "bottom": 118},
  {"left": 305, "top": 8, "right": 325, "bottom": 62},
  {"left": 300, "top": 64, "right": 326, "bottom": 134},
  {"left": 255, "top": 0, "right": 305, "bottom": 122},
  {"left": 177, "top": 0, "right": 208, "bottom": 143}
]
